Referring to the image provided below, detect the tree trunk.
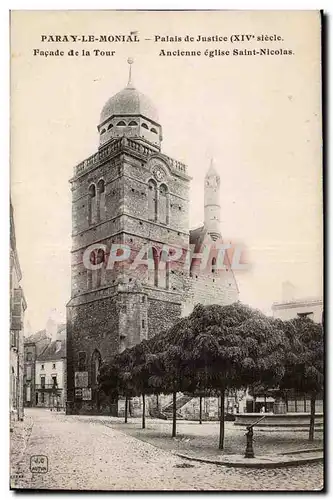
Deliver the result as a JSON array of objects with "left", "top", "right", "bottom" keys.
[
  {"left": 264, "top": 393, "right": 267, "bottom": 413},
  {"left": 156, "top": 394, "right": 159, "bottom": 412},
  {"left": 219, "top": 390, "right": 225, "bottom": 450},
  {"left": 142, "top": 393, "right": 146, "bottom": 429},
  {"left": 124, "top": 395, "right": 128, "bottom": 423},
  {"left": 309, "top": 393, "right": 316, "bottom": 441},
  {"left": 199, "top": 396, "right": 203, "bottom": 424},
  {"left": 172, "top": 391, "right": 177, "bottom": 438},
  {"left": 129, "top": 397, "right": 132, "bottom": 417}
]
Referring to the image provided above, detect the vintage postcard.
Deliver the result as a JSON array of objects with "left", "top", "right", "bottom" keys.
[{"left": 10, "top": 10, "right": 323, "bottom": 491}]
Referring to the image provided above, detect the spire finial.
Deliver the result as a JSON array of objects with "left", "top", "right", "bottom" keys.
[
  {"left": 206, "top": 157, "right": 218, "bottom": 177},
  {"left": 127, "top": 57, "right": 134, "bottom": 87}
]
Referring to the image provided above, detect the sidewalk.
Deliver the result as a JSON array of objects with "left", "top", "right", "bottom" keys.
[{"left": 176, "top": 448, "right": 324, "bottom": 469}]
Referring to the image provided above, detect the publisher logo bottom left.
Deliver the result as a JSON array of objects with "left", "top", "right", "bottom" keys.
[{"left": 30, "top": 455, "right": 48, "bottom": 473}]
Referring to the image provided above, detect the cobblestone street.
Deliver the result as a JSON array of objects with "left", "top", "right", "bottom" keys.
[{"left": 11, "top": 409, "right": 324, "bottom": 491}]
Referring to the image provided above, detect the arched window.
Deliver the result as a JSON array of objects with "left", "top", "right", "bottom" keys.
[
  {"left": 159, "top": 247, "right": 170, "bottom": 290},
  {"left": 87, "top": 249, "right": 105, "bottom": 290},
  {"left": 150, "top": 127, "right": 158, "bottom": 134},
  {"left": 128, "top": 121, "right": 138, "bottom": 126},
  {"left": 159, "top": 184, "right": 168, "bottom": 224},
  {"left": 166, "top": 262, "right": 170, "bottom": 289},
  {"left": 148, "top": 179, "right": 158, "bottom": 221},
  {"left": 97, "top": 179, "right": 105, "bottom": 222},
  {"left": 148, "top": 247, "right": 159, "bottom": 287},
  {"left": 100, "top": 128, "right": 106, "bottom": 135},
  {"left": 107, "top": 123, "right": 113, "bottom": 130},
  {"left": 212, "top": 257, "right": 216, "bottom": 274},
  {"left": 96, "top": 249, "right": 105, "bottom": 288},
  {"left": 88, "top": 184, "right": 96, "bottom": 225},
  {"left": 116, "top": 121, "right": 126, "bottom": 126},
  {"left": 87, "top": 249, "right": 95, "bottom": 290},
  {"left": 142, "top": 123, "right": 149, "bottom": 130}
]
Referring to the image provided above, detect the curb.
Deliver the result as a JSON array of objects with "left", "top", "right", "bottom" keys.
[
  {"left": 277, "top": 447, "right": 323, "bottom": 456},
  {"left": 175, "top": 452, "right": 324, "bottom": 469}
]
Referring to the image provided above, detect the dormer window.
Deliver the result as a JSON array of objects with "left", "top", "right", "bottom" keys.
[
  {"left": 142, "top": 123, "right": 149, "bottom": 130},
  {"left": 116, "top": 121, "right": 126, "bottom": 126},
  {"left": 100, "top": 128, "right": 106, "bottom": 134},
  {"left": 128, "top": 121, "right": 138, "bottom": 126},
  {"left": 107, "top": 123, "right": 113, "bottom": 130},
  {"left": 151, "top": 127, "right": 158, "bottom": 134}
]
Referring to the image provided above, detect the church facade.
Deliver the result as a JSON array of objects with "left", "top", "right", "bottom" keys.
[{"left": 66, "top": 63, "right": 239, "bottom": 414}]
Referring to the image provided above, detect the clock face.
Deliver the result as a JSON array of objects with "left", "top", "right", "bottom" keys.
[
  {"left": 153, "top": 165, "right": 165, "bottom": 181},
  {"left": 155, "top": 168, "right": 163, "bottom": 180}
]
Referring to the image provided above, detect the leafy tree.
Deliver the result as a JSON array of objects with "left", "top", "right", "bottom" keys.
[
  {"left": 178, "top": 303, "right": 289, "bottom": 449},
  {"left": 100, "top": 302, "right": 291, "bottom": 449},
  {"left": 99, "top": 359, "right": 121, "bottom": 413},
  {"left": 280, "top": 316, "right": 324, "bottom": 441},
  {"left": 118, "top": 349, "right": 137, "bottom": 423},
  {"left": 124, "top": 340, "right": 159, "bottom": 429},
  {"left": 99, "top": 351, "right": 136, "bottom": 422},
  {"left": 151, "top": 318, "right": 193, "bottom": 437}
]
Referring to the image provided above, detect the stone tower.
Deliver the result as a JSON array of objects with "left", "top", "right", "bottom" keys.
[
  {"left": 182, "top": 159, "right": 239, "bottom": 317},
  {"left": 204, "top": 159, "right": 221, "bottom": 241},
  {"left": 66, "top": 60, "right": 191, "bottom": 414}
]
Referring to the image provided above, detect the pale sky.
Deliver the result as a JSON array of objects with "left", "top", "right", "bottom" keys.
[{"left": 10, "top": 10, "right": 323, "bottom": 332}]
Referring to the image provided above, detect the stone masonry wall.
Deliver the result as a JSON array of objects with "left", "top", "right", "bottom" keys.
[
  {"left": 147, "top": 297, "right": 182, "bottom": 339},
  {"left": 67, "top": 296, "right": 119, "bottom": 414}
]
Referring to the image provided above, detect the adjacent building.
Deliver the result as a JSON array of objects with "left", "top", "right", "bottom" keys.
[
  {"left": 23, "top": 323, "right": 67, "bottom": 409},
  {"left": 35, "top": 338, "right": 67, "bottom": 408},
  {"left": 272, "top": 281, "right": 323, "bottom": 324},
  {"left": 66, "top": 62, "right": 239, "bottom": 414},
  {"left": 272, "top": 297, "right": 323, "bottom": 324},
  {"left": 24, "top": 329, "right": 52, "bottom": 407},
  {"left": 270, "top": 283, "right": 323, "bottom": 414},
  {"left": 10, "top": 202, "right": 27, "bottom": 424}
]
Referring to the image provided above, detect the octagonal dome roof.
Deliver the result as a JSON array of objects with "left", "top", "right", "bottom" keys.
[{"left": 100, "top": 83, "right": 159, "bottom": 125}]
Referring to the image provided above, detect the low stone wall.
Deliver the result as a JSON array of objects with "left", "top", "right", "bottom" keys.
[
  {"left": 180, "top": 397, "right": 221, "bottom": 420},
  {"left": 234, "top": 412, "right": 324, "bottom": 428}
]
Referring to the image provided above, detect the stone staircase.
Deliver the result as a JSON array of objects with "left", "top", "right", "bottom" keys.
[{"left": 152, "top": 394, "right": 193, "bottom": 420}]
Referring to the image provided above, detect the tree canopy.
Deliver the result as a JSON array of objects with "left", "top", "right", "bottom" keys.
[{"left": 98, "top": 302, "right": 323, "bottom": 445}]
